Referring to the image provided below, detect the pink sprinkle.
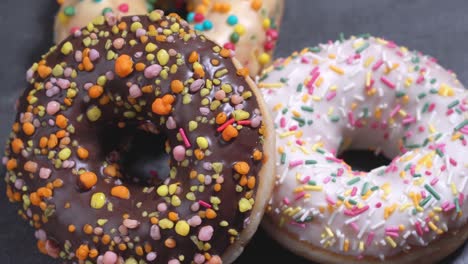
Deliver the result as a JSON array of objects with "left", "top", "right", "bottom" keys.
[
  {"left": 366, "top": 232, "right": 375, "bottom": 246},
  {"left": 216, "top": 118, "right": 235, "bottom": 132},
  {"left": 460, "top": 193, "right": 465, "bottom": 207},
  {"left": 237, "top": 120, "right": 251, "bottom": 126},
  {"left": 385, "top": 226, "right": 399, "bottom": 232},
  {"left": 344, "top": 205, "right": 369, "bottom": 216},
  {"left": 350, "top": 222, "right": 359, "bottom": 232},
  {"left": 446, "top": 109, "right": 454, "bottom": 116},
  {"left": 301, "top": 176, "right": 311, "bottom": 184},
  {"left": 389, "top": 104, "right": 401, "bottom": 118},
  {"left": 311, "top": 66, "right": 319, "bottom": 75},
  {"left": 428, "top": 103, "right": 436, "bottom": 112},
  {"left": 441, "top": 201, "right": 450, "bottom": 209},
  {"left": 283, "top": 197, "right": 290, "bottom": 205},
  {"left": 375, "top": 202, "right": 382, "bottom": 208},
  {"left": 387, "top": 41, "right": 397, "bottom": 48},
  {"left": 289, "top": 222, "right": 306, "bottom": 228},
  {"left": 300, "top": 56, "right": 310, "bottom": 63},
  {"left": 441, "top": 165, "right": 447, "bottom": 172},
  {"left": 402, "top": 116, "right": 416, "bottom": 125},
  {"left": 430, "top": 178, "right": 439, "bottom": 186},
  {"left": 326, "top": 91, "right": 337, "bottom": 101},
  {"left": 289, "top": 160, "right": 304, "bottom": 168},
  {"left": 325, "top": 195, "right": 336, "bottom": 206},
  {"left": 415, "top": 222, "right": 423, "bottom": 236},
  {"left": 289, "top": 125, "right": 298, "bottom": 131},
  {"left": 294, "top": 192, "right": 306, "bottom": 201},
  {"left": 421, "top": 190, "right": 427, "bottom": 199},
  {"left": 179, "top": 128, "right": 191, "bottom": 148},
  {"left": 326, "top": 156, "right": 342, "bottom": 163},
  {"left": 449, "top": 158, "right": 458, "bottom": 166},
  {"left": 337, "top": 168, "right": 344, "bottom": 177},
  {"left": 351, "top": 187, "right": 357, "bottom": 197},
  {"left": 348, "top": 111, "right": 355, "bottom": 126},
  {"left": 118, "top": 3, "right": 129, "bottom": 13},
  {"left": 366, "top": 79, "right": 375, "bottom": 90},
  {"left": 381, "top": 76, "right": 396, "bottom": 89},
  {"left": 323, "top": 176, "right": 331, "bottom": 184},
  {"left": 280, "top": 117, "right": 286, "bottom": 128},
  {"left": 444, "top": 204, "right": 456, "bottom": 212},
  {"left": 372, "top": 59, "right": 384, "bottom": 71},
  {"left": 198, "top": 200, "right": 211, "bottom": 208},
  {"left": 385, "top": 231, "right": 399, "bottom": 238},
  {"left": 416, "top": 75, "right": 425, "bottom": 84}
]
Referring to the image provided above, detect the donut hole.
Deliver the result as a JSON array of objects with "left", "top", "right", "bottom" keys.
[
  {"left": 337, "top": 149, "right": 391, "bottom": 172},
  {"left": 99, "top": 125, "right": 170, "bottom": 186}
]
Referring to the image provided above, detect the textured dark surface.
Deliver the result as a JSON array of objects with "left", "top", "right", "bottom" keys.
[{"left": 0, "top": 0, "right": 467, "bottom": 263}]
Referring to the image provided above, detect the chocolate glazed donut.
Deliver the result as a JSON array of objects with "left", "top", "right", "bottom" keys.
[{"left": 3, "top": 10, "right": 275, "bottom": 264}]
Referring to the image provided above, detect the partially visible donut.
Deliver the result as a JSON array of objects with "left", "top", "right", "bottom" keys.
[
  {"left": 260, "top": 36, "right": 468, "bottom": 263},
  {"left": 54, "top": 0, "right": 153, "bottom": 44},
  {"left": 5, "top": 10, "right": 275, "bottom": 263},
  {"left": 185, "top": 0, "right": 284, "bottom": 76}
]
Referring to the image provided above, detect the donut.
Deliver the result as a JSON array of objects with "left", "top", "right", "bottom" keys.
[
  {"left": 54, "top": 0, "right": 153, "bottom": 44},
  {"left": 151, "top": 0, "right": 284, "bottom": 76},
  {"left": 259, "top": 35, "right": 468, "bottom": 263},
  {"left": 4, "top": 10, "right": 275, "bottom": 263},
  {"left": 184, "top": 0, "right": 284, "bottom": 76}
]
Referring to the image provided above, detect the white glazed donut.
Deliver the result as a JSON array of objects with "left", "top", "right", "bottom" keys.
[
  {"left": 260, "top": 35, "right": 468, "bottom": 263},
  {"left": 54, "top": 0, "right": 151, "bottom": 44}
]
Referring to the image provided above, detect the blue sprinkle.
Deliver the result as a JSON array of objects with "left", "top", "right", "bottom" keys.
[
  {"left": 186, "top": 12, "right": 195, "bottom": 23},
  {"left": 194, "top": 23, "right": 204, "bottom": 31},
  {"left": 227, "top": 15, "right": 238, "bottom": 26},
  {"left": 203, "top": 20, "right": 213, "bottom": 30}
]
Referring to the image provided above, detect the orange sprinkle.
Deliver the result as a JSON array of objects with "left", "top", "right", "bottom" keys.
[
  {"left": 37, "top": 187, "right": 52, "bottom": 198},
  {"left": 39, "top": 137, "right": 48, "bottom": 148},
  {"left": 168, "top": 212, "right": 179, "bottom": 221},
  {"left": 30, "top": 192, "right": 41, "bottom": 206},
  {"left": 247, "top": 177, "right": 256, "bottom": 189},
  {"left": 188, "top": 51, "right": 199, "bottom": 63},
  {"left": 194, "top": 149, "right": 205, "bottom": 160},
  {"left": 76, "top": 244, "right": 89, "bottom": 261},
  {"left": 135, "top": 246, "right": 144, "bottom": 256},
  {"left": 68, "top": 224, "right": 76, "bottom": 233},
  {"left": 164, "top": 238, "right": 176, "bottom": 248},
  {"left": 219, "top": 48, "right": 230, "bottom": 58},
  {"left": 11, "top": 138, "right": 24, "bottom": 153},
  {"left": 170, "top": 80, "right": 184, "bottom": 93},
  {"left": 6, "top": 159, "right": 17, "bottom": 170},
  {"left": 55, "top": 114, "right": 68, "bottom": 129},
  {"left": 37, "top": 240, "right": 48, "bottom": 255},
  {"left": 37, "top": 65, "right": 52, "bottom": 79},
  {"left": 111, "top": 186, "right": 130, "bottom": 199},
  {"left": 214, "top": 183, "right": 221, "bottom": 192},
  {"left": 253, "top": 149, "right": 263, "bottom": 160},
  {"left": 88, "top": 85, "right": 104, "bottom": 99},
  {"left": 234, "top": 161, "right": 250, "bottom": 175},
  {"left": 79, "top": 172, "right": 98, "bottom": 190},
  {"left": 205, "top": 208, "right": 217, "bottom": 219},
  {"left": 77, "top": 147, "right": 89, "bottom": 159},
  {"left": 222, "top": 125, "right": 238, "bottom": 141},
  {"left": 89, "top": 249, "right": 98, "bottom": 258},
  {"left": 83, "top": 57, "right": 94, "bottom": 71},
  {"left": 135, "top": 62, "right": 146, "bottom": 72},
  {"left": 104, "top": 164, "right": 118, "bottom": 177},
  {"left": 118, "top": 21, "right": 127, "bottom": 30},
  {"left": 141, "top": 85, "right": 153, "bottom": 93},
  {"left": 236, "top": 68, "right": 249, "bottom": 77},
  {"left": 83, "top": 224, "right": 93, "bottom": 234},
  {"left": 48, "top": 134, "right": 58, "bottom": 149},
  {"left": 251, "top": 0, "right": 263, "bottom": 11},
  {"left": 152, "top": 94, "right": 175, "bottom": 115},
  {"left": 118, "top": 243, "right": 127, "bottom": 251},
  {"left": 215, "top": 112, "right": 227, "bottom": 124},
  {"left": 194, "top": 67, "right": 205, "bottom": 78},
  {"left": 115, "top": 54, "right": 134, "bottom": 78},
  {"left": 56, "top": 130, "right": 67, "bottom": 139},
  {"left": 22, "top": 122, "right": 35, "bottom": 136},
  {"left": 101, "top": 234, "right": 111, "bottom": 245}
]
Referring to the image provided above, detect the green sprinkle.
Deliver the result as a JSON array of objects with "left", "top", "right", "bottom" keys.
[
  {"left": 280, "top": 153, "right": 286, "bottom": 164},
  {"left": 310, "top": 46, "right": 321, "bottom": 53},
  {"left": 301, "top": 106, "right": 314, "bottom": 112},
  {"left": 308, "top": 180, "right": 316, "bottom": 186},
  {"left": 424, "top": 184, "right": 440, "bottom": 200},
  {"left": 435, "top": 148, "right": 444, "bottom": 157},
  {"left": 339, "top": 32, "right": 345, "bottom": 43},
  {"left": 454, "top": 120, "right": 468, "bottom": 131},
  {"left": 292, "top": 117, "right": 305, "bottom": 126},
  {"left": 448, "top": 100, "right": 460, "bottom": 109},
  {"left": 370, "top": 186, "right": 379, "bottom": 191},
  {"left": 58, "top": 148, "right": 71, "bottom": 160},
  {"left": 280, "top": 77, "right": 288, "bottom": 83},
  {"left": 316, "top": 148, "right": 325, "bottom": 154},
  {"left": 419, "top": 196, "right": 432, "bottom": 207},
  {"left": 395, "top": 91, "right": 406, "bottom": 98},
  {"left": 348, "top": 199, "right": 357, "bottom": 205},
  {"left": 347, "top": 177, "right": 361, "bottom": 186},
  {"left": 63, "top": 6, "right": 76, "bottom": 16},
  {"left": 305, "top": 160, "right": 317, "bottom": 165},
  {"left": 361, "top": 182, "right": 369, "bottom": 196},
  {"left": 418, "top": 92, "right": 427, "bottom": 99},
  {"left": 296, "top": 83, "right": 303, "bottom": 92},
  {"left": 422, "top": 102, "right": 429, "bottom": 113},
  {"left": 330, "top": 116, "right": 340, "bottom": 122},
  {"left": 356, "top": 42, "right": 370, "bottom": 53},
  {"left": 455, "top": 198, "right": 461, "bottom": 212}
]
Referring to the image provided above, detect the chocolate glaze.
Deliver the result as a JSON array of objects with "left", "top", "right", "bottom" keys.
[{"left": 4, "top": 11, "right": 265, "bottom": 263}]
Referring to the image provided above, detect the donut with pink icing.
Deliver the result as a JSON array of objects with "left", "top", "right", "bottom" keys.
[{"left": 260, "top": 35, "right": 468, "bottom": 263}]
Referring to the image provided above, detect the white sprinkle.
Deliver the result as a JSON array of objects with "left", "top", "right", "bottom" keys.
[
  {"left": 371, "top": 220, "right": 385, "bottom": 230},
  {"left": 327, "top": 210, "right": 338, "bottom": 226},
  {"left": 357, "top": 220, "right": 370, "bottom": 239}
]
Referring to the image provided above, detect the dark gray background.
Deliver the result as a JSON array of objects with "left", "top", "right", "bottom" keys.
[{"left": 1, "top": 0, "right": 468, "bottom": 263}]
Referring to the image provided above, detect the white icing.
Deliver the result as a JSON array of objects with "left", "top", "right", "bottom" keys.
[{"left": 261, "top": 36, "right": 468, "bottom": 259}]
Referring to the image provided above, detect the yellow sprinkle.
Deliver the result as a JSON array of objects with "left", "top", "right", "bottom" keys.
[
  {"left": 416, "top": 206, "right": 424, "bottom": 212},
  {"left": 295, "top": 173, "right": 302, "bottom": 181},
  {"left": 312, "top": 96, "right": 322, "bottom": 102},
  {"left": 273, "top": 103, "right": 283, "bottom": 111},
  {"left": 292, "top": 110, "right": 301, "bottom": 117},
  {"left": 364, "top": 56, "right": 375, "bottom": 67},
  {"left": 315, "top": 77, "right": 324, "bottom": 87},
  {"left": 90, "top": 192, "right": 106, "bottom": 209},
  {"left": 452, "top": 132, "right": 463, "bottom": 141},
  {"left": 299, "top": 146, "right": 310, "bottom": 154},
  {"left": 359, "top": 241, "right": 365, "bottom": 252},
  {"left": 343, "top": 239, "right": 349, "bottom": 252},
  {"left": 325, "top": 227, "right": 334, "bottom": 237},
  {"left": 327, "top": 107, "right": 334, "bottom": 115},
  {"left": 158, "top": 218, "right": 174, "bottom": 229},
  {"left": 328, "top": 53, "right": 337, "bottom": 59},
  {"left": 404, "top": 77, "right": 413, "bottom": 87},
  {"left": 399, "top": 203, "right": 412, "bottom": 212},
  {"left": 288, "top": 207, "right": 301, "bottom": 216},
  {"left": 451, "top": 183, "right": 458, "bottom": 195},
  {"left": 376, "top": 38, "right": 388, "bottom": 45},
  {"left": 398, "top": 109, "right": 407, "bottom": 117},
  {"left": 175, "top": 221, "right": 190, "bottom": 236},
  {"left": 238, "top": 198, "right": 253, "bottom": 212},
  {"left": 279, "top": 131, "right": 295, "bottom": 138},
  {"left": 428, "top": 221, "right": 438, "bottom": 232},
  {"left": 438, "top": 83, "right": 454, "bottom": 97},
  {"left": 366, "top": 72, "right": 371, "bottom": 87},
  {"left": 304, "top": 185, "right": 323, "bottom": 191},
  {"left": 258, "top": 82, "right": 284, "bottom": 88},
  {"left": 351, "top": 102, "right": 358, "bottom": 110},
  {"left": 293, "top": 187, "right": 304, "bottom": 193},
  {"left": 385, "top": 236, "right": 397, "bottom": 248},
  {"left": 433, "top": 207, "right": 442, "bottom": 212},
  {"left": 329, "top": 65, "right": 345, "bottom": 75},
  {"left": 429, "top": 124, "right": 436, "bottom": 134},
  {"left": 353, "top": 40, "right": 364, "bottom": 49}
]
